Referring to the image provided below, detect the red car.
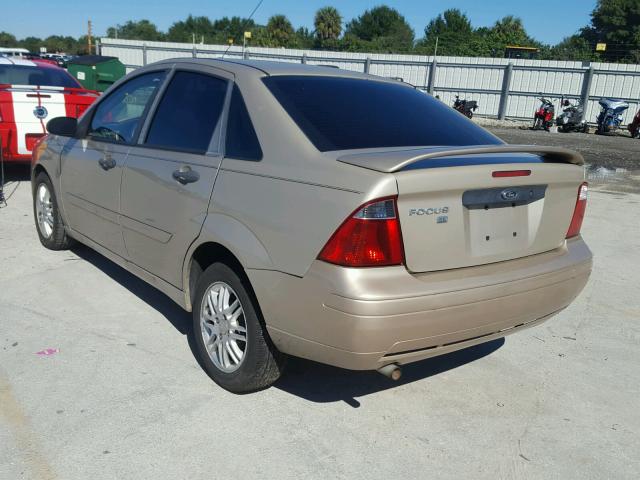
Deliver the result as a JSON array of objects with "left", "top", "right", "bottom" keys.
[{"left": 0, "top": 57, "right": 98, "bottom": 163}]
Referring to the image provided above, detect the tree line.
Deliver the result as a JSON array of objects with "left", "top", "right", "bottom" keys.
[{"left": 1, "top": 1, "right": 638, "bottom": 63}]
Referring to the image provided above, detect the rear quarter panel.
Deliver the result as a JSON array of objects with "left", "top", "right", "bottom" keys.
[{"left": 209, "top": 72, "right": 397, "bottom": 277}]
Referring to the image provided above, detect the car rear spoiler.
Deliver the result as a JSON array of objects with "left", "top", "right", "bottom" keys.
[
  {"left": 0, "top": 84, "right": 98, "bottom": 96},
  {"left": 337, "top": 145, "right": 585, "bottom": 173}
]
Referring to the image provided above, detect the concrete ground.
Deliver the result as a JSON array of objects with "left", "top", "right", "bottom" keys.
[{"left": 1, "top": 129, "right": 639, "bottom": 479}]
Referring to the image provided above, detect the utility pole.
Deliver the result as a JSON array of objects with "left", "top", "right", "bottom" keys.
[
  {"left": 434, "top": 36, "right": 439, "bottom": 58},
  {"left": 87, "top": 20, "right": 93, "bottom": 54}
]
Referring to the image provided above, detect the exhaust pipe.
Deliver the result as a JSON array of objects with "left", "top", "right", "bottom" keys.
[{"left": 378, "top": 363, "right": 402, "bottom": 381}]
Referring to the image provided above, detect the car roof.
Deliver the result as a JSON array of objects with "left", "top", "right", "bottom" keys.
[
  {"left": 0, "top": 56, "right": 62, "bottom": 70},
  {"left": 0, "top": 47, "right": 30, "bottom": 53},
  {"left": 151, "top": 57, "right": 392, "bottom": 83}
]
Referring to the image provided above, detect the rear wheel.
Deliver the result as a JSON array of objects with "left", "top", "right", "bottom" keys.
[
  {"left": 191, "top": 263, "right": 285, "bottom": 393},
  {"left": 33, "top": 172, "right": 75, "bottom": 250}
]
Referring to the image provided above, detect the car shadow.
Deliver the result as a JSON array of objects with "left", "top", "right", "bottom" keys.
[
  {"left": 2, "top": 164, "right": 30, "bottom": 182},
  {"left": 71, "top": 244, "right": 505, "bottom": 405},
  {"left": 1, "top": 164, "right": 30, "bottom": 205},
  {"left": 72, "top": 245, "right": 191, "bottom": 335},
  {"left": 274, "top": 339, "right": 504, "bottom": 407}
]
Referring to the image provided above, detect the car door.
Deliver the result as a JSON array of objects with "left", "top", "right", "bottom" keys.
[
  {"left": 60, "top": 70, "right": 167, "bottom": 257},
  {"left": 120, "top": 67, "right": 231, "bottom": 288}
]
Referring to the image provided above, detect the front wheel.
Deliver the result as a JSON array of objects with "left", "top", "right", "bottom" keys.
[
  {"left": 33, "top": 172, "right": 75, "bottom": 250},
  {"left": 191, "top": 263, "right": 285, "bottom": 393}
]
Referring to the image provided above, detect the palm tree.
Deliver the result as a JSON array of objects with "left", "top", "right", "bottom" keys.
[
  {"left": 314, "top": 6, "right": 342, "bottom": 42},
  {"left": 266, "top": 14, "right": 295, "bottom": 47}
]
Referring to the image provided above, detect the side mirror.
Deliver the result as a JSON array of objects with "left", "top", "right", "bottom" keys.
[{"left": 46, "top": 116, "right": 78, "bottom": 137}]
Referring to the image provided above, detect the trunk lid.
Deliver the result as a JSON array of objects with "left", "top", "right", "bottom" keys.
[
  {"left": 0, "top": 85, "right": 97, "bottom": 155},
  {"left": 338, "top": 146, "right": 585, "bottom": 273}
]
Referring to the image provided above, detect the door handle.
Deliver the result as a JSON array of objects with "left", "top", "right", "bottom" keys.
[
  {"left": 98, "top": 155, "right": 116, "bottom": 171},
  {"left": 172, "top": 166, "right": 200, "bottom": 185}
]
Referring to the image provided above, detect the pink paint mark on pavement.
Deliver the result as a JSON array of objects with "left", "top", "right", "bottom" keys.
[{"left": 35, "top": 348, "right": 59, "bottom": 356}]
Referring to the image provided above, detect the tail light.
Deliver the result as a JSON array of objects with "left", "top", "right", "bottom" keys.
[
  {"left": 492, "top": 169, "right": 531, "bottom": 178},
  {"left": 25, "top": 133, "right": 45, "bottom": 152},
  {"left": 31, "top": 135, "right": 48, "bottom": 164},
  {"left": 566, "top": 182, "right": 588, "bottom": 239},
  {"left": 318, "top": 196, "right": 404, "bottom": 267},
  {"left": 75, "top": 104, "right": 89, "bottom": 117}
]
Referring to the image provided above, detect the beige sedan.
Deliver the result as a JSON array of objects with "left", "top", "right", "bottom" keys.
[{"left": 32, "top": 59, "right": 592, "bottom": 392}]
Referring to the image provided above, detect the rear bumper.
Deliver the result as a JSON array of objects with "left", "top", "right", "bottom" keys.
[
  {"left": 0, "top": 125, "right": 36, "bottom": 163},
  {"left": 249, "top": 237, "right": 592, "bottom": 370},
  {"left": 0, "top": 152, "right": 30, "bottom": 163}
]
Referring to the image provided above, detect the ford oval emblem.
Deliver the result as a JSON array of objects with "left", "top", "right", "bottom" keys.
[
  {"left": 33, "top": 106, "right": 48, "bottom": 120},
  {"left": 501, "top": 189, "right": 518, "bottom": 201}
]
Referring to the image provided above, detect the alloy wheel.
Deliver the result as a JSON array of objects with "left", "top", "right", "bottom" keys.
[
  {"left": 199, "top": 282, "right": 248, "bottom": 373},
  {"left": 35, "top": 183, "right": 54, "bottom": 239}
]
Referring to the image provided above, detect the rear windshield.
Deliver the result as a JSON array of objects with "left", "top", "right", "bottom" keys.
[
  {"left": 263, "top": 75, "right": 501, "bottom": 152},
  {"left": 0, "top": 64, "right": 80, "bottom": 88}
]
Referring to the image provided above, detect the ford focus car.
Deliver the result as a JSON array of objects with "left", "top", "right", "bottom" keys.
[
  {"left": 0, "top": 57, "right": 98, "bottom": 163},
  {"left": 31, "top": 59, "right": 592, "bottom": 392}
]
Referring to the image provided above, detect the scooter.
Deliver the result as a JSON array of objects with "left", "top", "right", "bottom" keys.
[
  {"left": 556, "top": 97, "right": 588, "bottom": 133},
  {"left": 628, "top": 109, "right": 640, "bottom": 138},
  {"left": 596, "top": 98, "right": 629, "bottom": 134},
  {"left": 453, "top": 95, "right": 478, "bottom": 118},
  {"left": 533, "top": 96, "right": 555, "bottom": 131}
]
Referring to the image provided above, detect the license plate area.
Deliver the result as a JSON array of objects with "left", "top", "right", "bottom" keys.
[
  {"left": 464, "top": 185, "right": 547, "bottom": 257},
  {"left": 462, "top": 185, "right": 547, "bottom": 210}
]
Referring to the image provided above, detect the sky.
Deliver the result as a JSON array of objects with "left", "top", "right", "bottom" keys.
[{"left": 2, "top": 0, "right": 596, "bottom": 45}]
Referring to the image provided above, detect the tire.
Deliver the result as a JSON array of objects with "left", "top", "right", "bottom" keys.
[
  {"left": 33, "top": 172, "right": 75, "bottom": 250},
  {"left": 191, "top": 262, "right": 285, "bottom": 393}
]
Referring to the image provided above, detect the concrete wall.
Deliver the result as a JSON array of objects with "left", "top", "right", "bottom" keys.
[{"left": 100, "top": 38, "right": 640, "bottom": 125}]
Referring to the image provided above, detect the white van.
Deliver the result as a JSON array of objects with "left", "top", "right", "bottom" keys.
[{"left": 0, "top": 47, "right": 30, "bottom": 58}]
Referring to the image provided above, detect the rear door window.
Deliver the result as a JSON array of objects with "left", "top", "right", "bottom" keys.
[
  {"left": 145, "top": 71, "right": 228, "bottom": 154},
  {"left": 89, "top": 71, "right": 166, "bottom": 144},
  {"left": 224, "top": 84, "right": 263, "bottom": 161},
  {"left": 263, "top": 75, "right": 501, "bottom": 152}
]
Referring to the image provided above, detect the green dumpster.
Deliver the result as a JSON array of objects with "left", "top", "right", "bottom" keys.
[{"left": 67, "top": 55, "right": 125, "bottom": 92}]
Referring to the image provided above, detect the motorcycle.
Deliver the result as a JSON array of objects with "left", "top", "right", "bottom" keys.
[
  {"left": 453, "top": 95, "right": 478, "bottom": 119},
  {"left": 596, "top": 98, "right": 629, "bottom": 134},
  {"left": 533, "top": 96, "right": 555, "bottom": 131},
  {"left": 628, "top": 109, "right": 640, "bottom": 138},
  {"left": 556, "top": 97, "right": 588, "bottom": 133}
]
